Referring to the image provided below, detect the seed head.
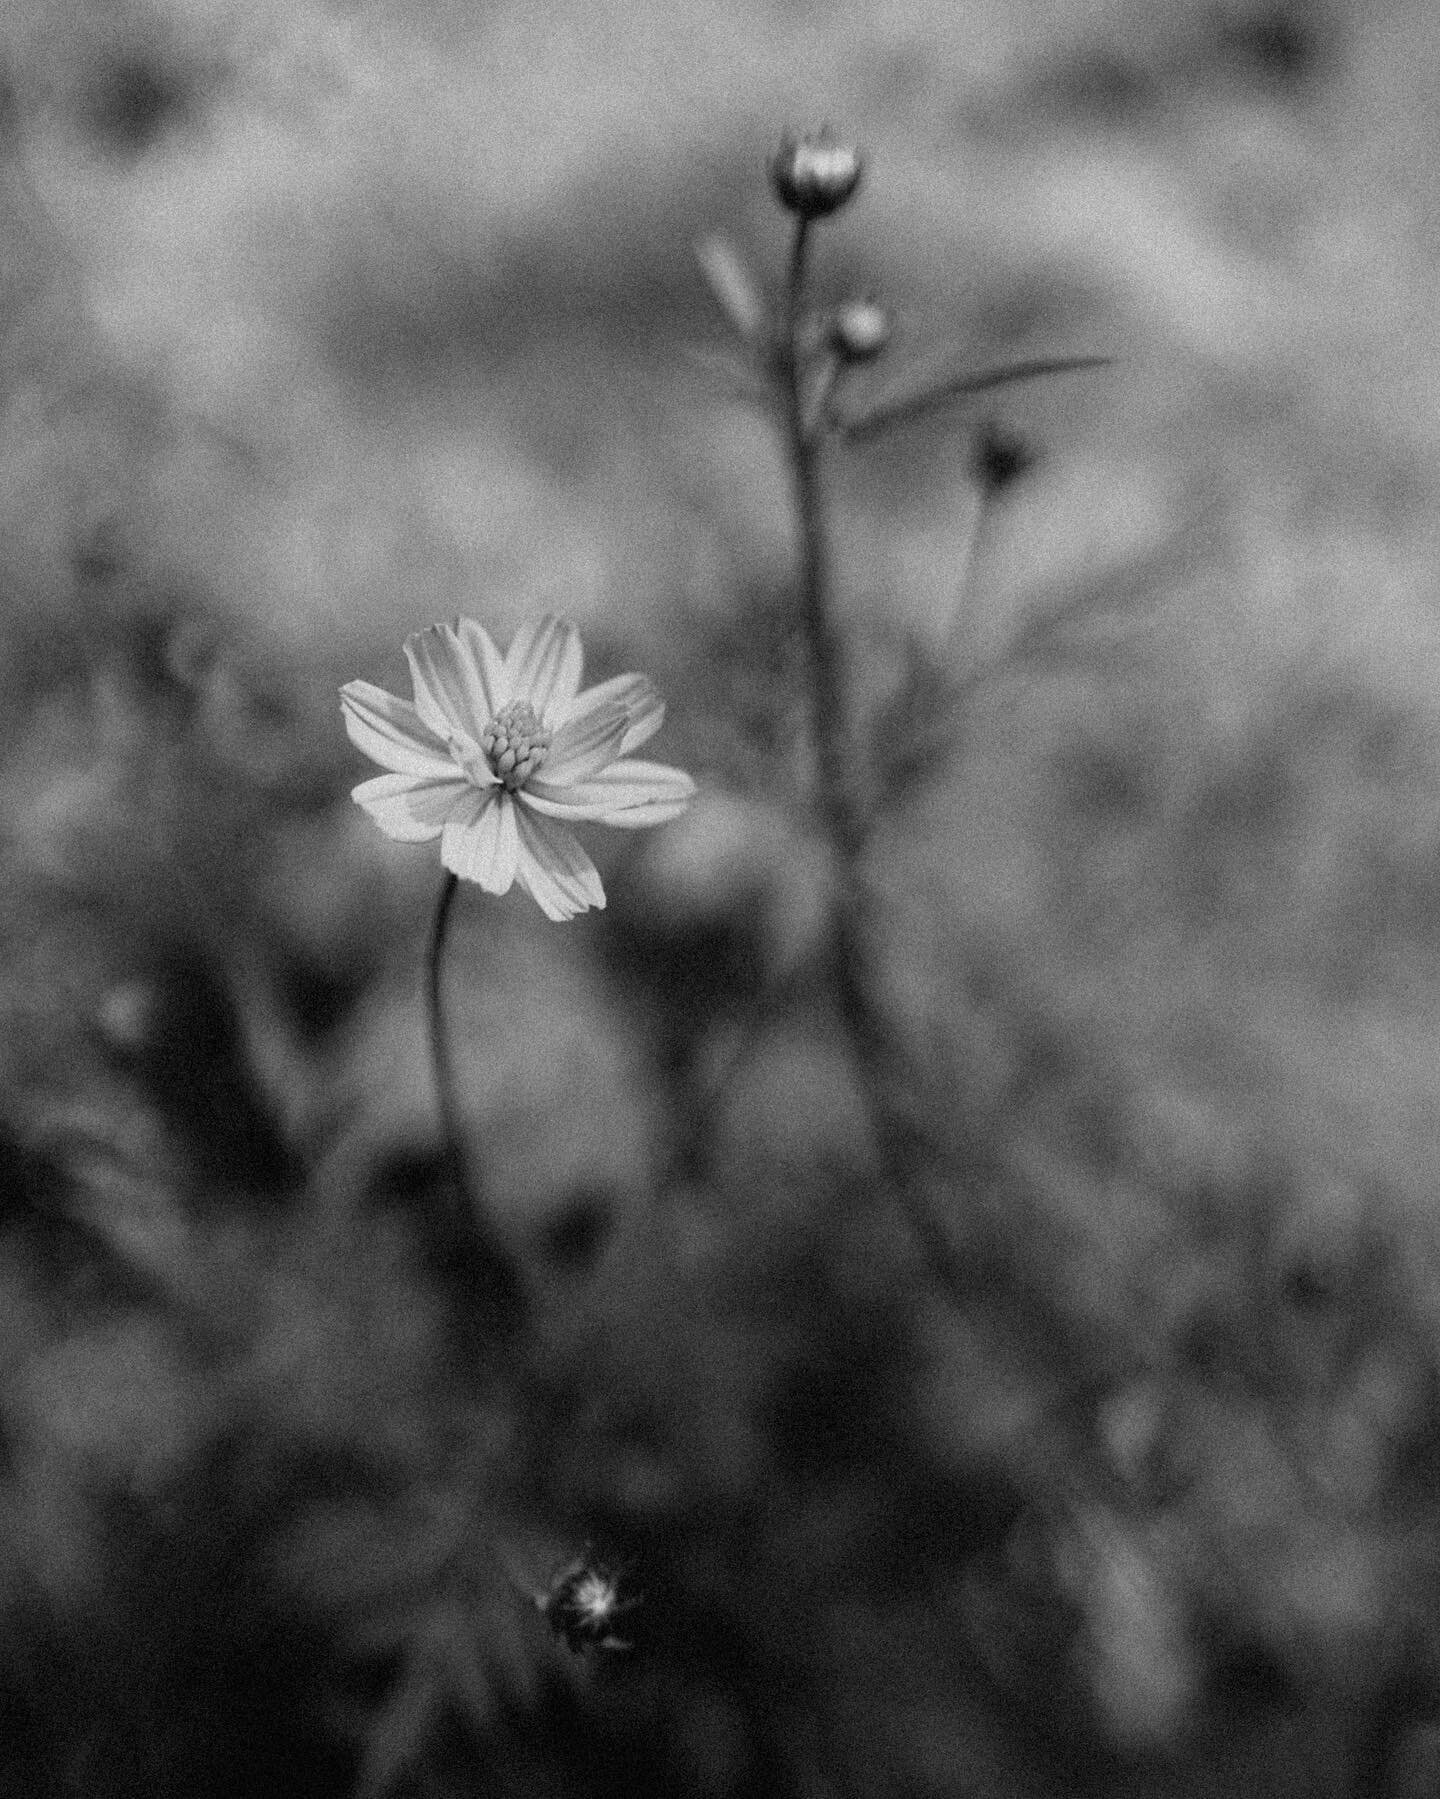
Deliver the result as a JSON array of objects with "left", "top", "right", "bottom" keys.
[{"left": 540, "top": 1555, "right": 636, "bottom": 1654}]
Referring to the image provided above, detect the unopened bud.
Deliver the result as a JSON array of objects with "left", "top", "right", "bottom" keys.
[
  {"left": 769, "top": 131, "right": 863, "bottom": 219},
  {"left": 971, "top": 421, "right": 1034, "bottom": 493},
  {"left": 829, "top": 298, "right": 891, "bottom": 363}
]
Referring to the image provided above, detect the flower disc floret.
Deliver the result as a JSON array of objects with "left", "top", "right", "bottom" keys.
[{"left": 481, "top": 699, "right": 550, "bottom": 790}]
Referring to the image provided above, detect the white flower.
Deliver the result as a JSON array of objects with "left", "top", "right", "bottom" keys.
[{"left": 341, "top": 615, "right": 695, "bottom": 920}]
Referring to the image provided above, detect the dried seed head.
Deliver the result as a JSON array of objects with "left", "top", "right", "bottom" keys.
[{"left": 540, "top": 1556, "right": 636, "bottom": 1653}]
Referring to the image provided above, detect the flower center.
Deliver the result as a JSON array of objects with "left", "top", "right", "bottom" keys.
[{"left": 480, "top": 699, "right": 551, "bottom": 791}]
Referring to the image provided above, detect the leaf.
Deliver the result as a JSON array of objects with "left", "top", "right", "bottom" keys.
[
  {"left": 694, "top": 234, "right": 768, "bottom": 343},
  {"left": 421, "top": 1591, "right": 499, "bottom": 1731},
  {"left": 836, "top": 354, "right": 1112, "bottom": 443},
  {"left": 272, "top": 1490, "right": 459, "bottom": 1633},
  {"left": 679, "top": 344, "right": 773, "bottom": 410},
  {"left": 354, "top": 1655, "right": 441, "bottom": 1799}
]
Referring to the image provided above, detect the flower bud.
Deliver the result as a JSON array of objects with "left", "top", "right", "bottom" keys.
[
  {"left": 828, "top": 298, "right": 891, "bottom": 363},
  {"left": 971, "top": 421, "right": 1034, "bottom": 493},
  {"left": 769, "top": 131, "right": 863, "bottom": 219}
]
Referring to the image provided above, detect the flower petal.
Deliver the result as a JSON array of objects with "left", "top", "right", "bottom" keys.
[
  {"left": 543, "top": 697, "right": 631, "bottom": 785},
  {"left": 456, "top": 617, "right": 510, "bottom": 715},
  {"left": 341, "top": 681, "right": 456, "bottom": 778},
  {"left": 441, "top": 788, "right": 520, "bottom": 892},
  {"left": 523, "top": 759, "right": 695, "bottom": 827},
  {"left": 621, "top": 695, "right": 666, "bottom": 756},
  {"left": 405, "top": 620, "right": 506, "bottom": 739},
  {"left": 352, "top": 771, "right": 471, "bottom": 840},
  {"left": 552, "top": 672, "right": 666, "bottom": 756},
  {"left": 504, "top": 615, "right": 584, "bottom": 716},
  {"left": 513, "top": 805, "right": 605, "bottom": 920}
]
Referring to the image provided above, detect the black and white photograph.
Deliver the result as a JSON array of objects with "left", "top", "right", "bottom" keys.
[{"left": 0, "top": 2, "right": 1436, "bottom": 1793}]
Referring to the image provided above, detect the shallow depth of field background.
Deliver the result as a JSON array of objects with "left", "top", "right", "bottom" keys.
[{"left": 4, "top": 1, "right": 1440, "bottom": 1795}]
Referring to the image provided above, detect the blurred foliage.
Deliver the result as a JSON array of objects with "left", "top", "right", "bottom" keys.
[{"left": 1, "top": 0, "right": 1440, "bottom": 1796}]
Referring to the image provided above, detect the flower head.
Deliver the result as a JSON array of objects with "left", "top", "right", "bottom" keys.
[{"left": 341, "top": 615, "right": 694, "bottom": 920}]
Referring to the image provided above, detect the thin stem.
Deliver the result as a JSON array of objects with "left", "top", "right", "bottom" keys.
[
  {"left": 427, "top": 873, "right": 470, "bottom": 1191},
  {"left": 777, "top": 213, "right": 971, "bottom": 1313},
  {"left": 426, "top": 871, "right": 529, "bottom": 1338},
  {"left": 831, "top": 890, "right": 973, "bottom": 1300},
  {"left": 780, "top": 217, "right": 861, "bottom": 865}
]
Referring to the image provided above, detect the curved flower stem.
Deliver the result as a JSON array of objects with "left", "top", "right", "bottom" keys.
[
  {"left": 426, "top": 873, "right": 471, "bottom": 1185},
  {"left": 426, "top": 871, "right": 529, "bottom": 1339}
]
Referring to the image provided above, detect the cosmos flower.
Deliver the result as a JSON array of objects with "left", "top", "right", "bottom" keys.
[{"left": 341, "top": 615, "right": 694, "bottom": 920}]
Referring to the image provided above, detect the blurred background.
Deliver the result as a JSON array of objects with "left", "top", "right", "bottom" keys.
[{"left": 3, "top": 0, "right": 1440, "bottom": 1793}]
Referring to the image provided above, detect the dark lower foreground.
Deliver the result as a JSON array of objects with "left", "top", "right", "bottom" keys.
[{"left": 4, "top": 637, "right": 1440, "bottom": 1799}]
